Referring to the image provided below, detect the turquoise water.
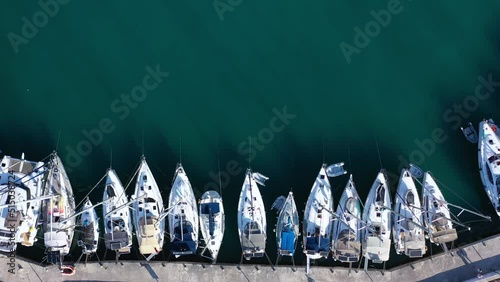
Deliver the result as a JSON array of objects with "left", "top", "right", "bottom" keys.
[{"left": 1, "top": 1, "right": 500, "bottom": 268}]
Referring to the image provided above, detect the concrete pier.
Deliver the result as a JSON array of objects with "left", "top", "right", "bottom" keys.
[{"left": 2, "top": 234, "right": 500, "bottom": 282}]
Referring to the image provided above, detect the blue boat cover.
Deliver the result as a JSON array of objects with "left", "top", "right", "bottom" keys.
[
  {"left": 171, "top": 222, "right": 196, "bottom": 254},
  {"left": 201, "top": 203, "right": 220, "bottom": 214},
  {"left": 281, "top": 231, "right": 295, "bottom": 254},
  {"left": 306, "top": 237, "right": 330, "bottom": 252}
]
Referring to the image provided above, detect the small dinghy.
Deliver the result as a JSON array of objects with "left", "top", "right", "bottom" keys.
[{"left": 461, "top": 122, "right": 478, "bottom": 143}]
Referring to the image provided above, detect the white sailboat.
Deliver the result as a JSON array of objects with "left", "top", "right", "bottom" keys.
[
  {"left": 421, "top": 172, "right": 457, "bottom": 244},
  {"left": 332, "top": 174, "right": 362, "bottom": 263},
  {"left": 237, "top": 168, "right": 268, "bottom": 260},
  {"left": 392, "top": 169, "right": 426, "bottom": 258},
  {"left": 199, "top": 190, "right": 224, "bottom": 263},
  {"left": 77, "top": 198, "right": 99, "bottom": 255},
  {"left": 42, "top": 151, "right": 76, "bottom": 262},
  {"left": 303, "top": 164, "right": 334, "bottom": 260},
  {"left": 168, "top": 163, "right": 199, "bottom": 257},
  {"left": 362, "top": 170, "right": 392, "bottom": 264},
  {"left": 0, "top": 153, "right": 47, "bottom": 252},
  {"left": 478, "top": 118, "right": 500, "bottom": 217},
  {"left": 132, "top": 156, "right": 165, "bottom": 256},
  {"left": 274, "top": 191, "right": 299, "bottom": 258},
  {"left": 103, "top": 168, "right": 133, "bottom": 255}
]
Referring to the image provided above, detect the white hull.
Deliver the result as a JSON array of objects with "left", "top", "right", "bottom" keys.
[
  {"left": 103, "top": 169, "right": 133, "bottom": 254},
  {"left": 362, "top": 170, "right": 392, "bottom": 263},
  {"left": 275, "top": 192, "right": 299, "bottom": 256},
  {"left": 303, "top": 164, "right": 333, "bottom": 260},
  {"left": 199, "top": 190, "right": 224, "bottom": 262},
  {"left": 478, "top": 119, "right": 500, "bottom": 216},
  {"left": 0, "top": 154, "right": 45, "bottom": 252},
  {"left": 168, "top": 164, "right": 199, "bottom": 256},
  {"left": 422, "top": 172, "right": 457, "bottom": 244},
  {"left": 132, "top": 156, "right": 165, "bottom": 255},
  {"left": 332, "top": 175, "right": 361, "bottom": 263},
  {"left": 237, "top": 169, "right": 267, "bottom": 259},
  {"left": 78, "top": 199, "right": 99, "bottom": 254},
  {"left": 42, "top": 152, "right": 76, "bottom": 256},
  {"left": 393, "top": 169, "right": 425, "bottom": 258}
]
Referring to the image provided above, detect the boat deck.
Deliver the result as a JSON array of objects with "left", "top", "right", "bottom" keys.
[{"left": 2, "top": 233, "right": 500, "bottom": 281}]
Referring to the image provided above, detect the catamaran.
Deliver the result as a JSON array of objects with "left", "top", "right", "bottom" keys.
[
  {"left": 168, "top": 164, "right": 199, "bottom": 257},
  {"left": 392, "top": 169, "right": 426, "bottom": 258},
  {"left": 0, "top": 153, "right": 47, "bottom": 252},
  {"left": 77, "top": 198, "right": 99, "bottom": 255},
  {"left": 362, "top": 170, "right": 392, "bottom": 264},
  {"left": 42, "top": 151, "right": 76, "bottom": 263},
  {"left": 273, "top": 191, "right": 299, "bottom": 264},
  {"left": 103, "top": 168, "right": 133, "bottom": 256},
  {"left": 237, "top": 168, "right": 268, "bottom": 260},
  {"left": 478, "top": 118, "right": 500, "bottom": 216},
  {"left": 421, "top": 172, "right": 457, "bottom": 244},
  {"left": 332, "top": 174, "right": 362, "bottom": 263},
  {"left": 199, "top": 190, "right": 224, "bottom": 263},
  {"left": 132, "top": 156, "right": 165, "bottom": 256}
]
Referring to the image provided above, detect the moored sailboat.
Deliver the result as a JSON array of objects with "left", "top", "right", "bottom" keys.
[
  {"left": 0, "top": 153, "right": 47, "bottom": 252},
  {"left": 362, "top": 170, "right": 392, "bottom": 264},
  {"left": 332, "top": 174, "right": 362, "bottom": 263},
  {"left": 132, "top": 156, "right": 165, "bottom": 257},
  {"left": 421, "top": 172, "right": 457, "bottom": 245},
  {"left": 103, "top": 168, "right": 133, "bottom": 256},
  {"left": 168, "top": 163, "right": 199, "bottom": 257},
  {"left": 42, "top": 151, "right": 76, "bottom": 264},
  {"left": 237, "top": 168, "right": 268, "bottom": 260},
  {"left": 199, "top": 190, "right": 224, "bottom": 263},
  {"left": 273, "top": 191, "right": 299, "bottom": 262},
  {"left": 77, "top": 198, "right": 99, "bottom": 255},
  {"left": 393, "top": 169, "right": 426, "bottom": 258},
  {"left": 478, "top": 118, "right": 500, "bottom": 217}
]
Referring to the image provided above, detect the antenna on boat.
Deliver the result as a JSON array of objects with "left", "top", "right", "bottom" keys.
[
  {"left": 217, "top": 144, "right": 222, "bottom": 197},
  {"left": 141, "top": 128, "right": 144, "bottom": 156},
  {"left": 322, "top": 137, "right": 325, "bottom": 164},
  {"left": 55, "top": 130, "right": 61, "bottom": 152},
  {"left": 375, "top": 135, "right": 383, "bottom": 168},
  {"left": 110, "top": 148, "right": 113, "bottom": 169},
  {"left": 248, "top": 138, "right": 252, "bottom": 169},
  {"left": 179, "top": 137, "right": 182, "bottom": 164}
]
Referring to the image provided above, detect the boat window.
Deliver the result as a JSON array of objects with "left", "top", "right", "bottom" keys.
[
  {"left": 139, "top": 207, "right": 143, "bottom": 212},
  {"left": 145, "top": 198, "right": 156, "bottom": 203}
]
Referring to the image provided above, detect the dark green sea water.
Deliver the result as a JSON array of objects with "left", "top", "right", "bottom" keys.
[{"left": 1, "top": 1, "right": 500, "bottom": 269}]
